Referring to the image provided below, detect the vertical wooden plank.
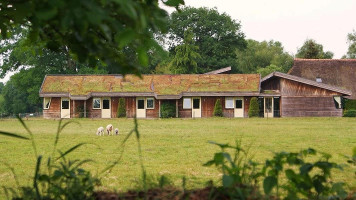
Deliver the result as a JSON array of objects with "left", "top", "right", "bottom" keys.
[
  {"left": 84, "top": 100, "right": 86, "bottom": 118},
  {"left": 176, "top": 100, "right": 178, "bottom": 118},
  {"left": 73, "top": 100, "right": 75, "bottom": 118},
  {"left": 159, "top": 100, "right": 161, "bottom": 118}
]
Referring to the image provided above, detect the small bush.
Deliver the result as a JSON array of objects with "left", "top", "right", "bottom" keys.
[
  {"left": 160, "top": 101, "right": 176, "bottom": 118},
  {"left": 345, "top": 99, "right": 356, "bottom": 110},
  {"left": 213, "top": 99, "right": 223, "bottom": 117},
  {"left": 344, "top": 109, "right": 356, "bottom": 117},
  {"left": 248, "top": 97, "right": 259, "bottom": 117},
  {"left": 117, "top": 98, "right": 126, "bottom": 118}
]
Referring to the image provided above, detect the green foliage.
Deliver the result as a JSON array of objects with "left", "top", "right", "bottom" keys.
[
  {"left": 213, "top": 99, "right": 223, "bottom": 117},
  {"left": 160, "top": 101, "right": 176, "bottom": 118},
  {"left": 256, "top": 64, "right": 283, "bottom": 78},
  {"left": 76, "top": 105, "right": 88, "bottom": 118},
  {"left": 343, "top": 30, "right": 356, "bottom": 58},
  {"left": 0, "top": 0, "right": 184, "bottom": 75},
  {"left": 345, "top": 99, "right": 356, "bottom": 110},
  {"left": 117, "top": 98, "right": 126, "bottom": 118},
  {"left": 203, "top": 141, "right": 262, "bottom": 199},
  {"left": 168, "top": 7, "right": 246, "bottom": 73},
  {"left": 170, "top": 29, "right": 201, "bottom": 74},
  {"left": 236, "top": 39, "right": 294, "bottom": 74},
  {"left": 248, "top": 97, "right": 259, "bottom": 117},
  {"left": 296, "top": 39, "right": 334, "bottom": 59},
  {"left": 343, "top": 109, "right": 356, "bottom": 117},
  {"left": 262, "top": 148, "right": 347, "bottom": 199}
]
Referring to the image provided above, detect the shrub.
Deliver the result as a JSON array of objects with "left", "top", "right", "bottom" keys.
[
  {"left": 213, "top": 99, "right": 223, "bottom": 117},
  {"left": 160, "top": 101, "right": 176, "bottom": 118},
  {"left": 345, "top": 99, "right": 356, "bottom": 110},
  {"left": 117, "top": 98, "right": 126, "bottom": 118},
  {"left": 248, "top": 97, "right": 259, "bottom": 117},
  {"left": 76, "top": 104, "right": 88, "bottom": 118},
  {"left": 344, "top": 109, "right": 356, "bottom": 117}
]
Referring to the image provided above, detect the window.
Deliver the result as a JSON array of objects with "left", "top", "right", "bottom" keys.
[
  {"left": 225, "top": 97, "right": 234, "bottom": 109},
  {"left": 183, "top": 98, "right": 191, "bottom": 109},
  {"left": 316, "top": 77, "right": 322, "bottom": 83},
  {"left": 103, "top": 99, "right": 110, "bottom": 109},
  {"left": 265, "top": 98, "right": 272, "bottom": 112},
  {"left": 43, "top": 98, "right": 51, "bottom": 109},
  {"left": 62, "top": 100, "right": 69, "bottom": 109},
  {"left": 93, "top": 98, "right": 101, "bottom": 109},
  {"left": 137, "top": 99, "right": 145, "bottom": 109},
  {"left": 235, "top": 99, "right": 242, "bottom": 109},
  {"left": 193, "top": 98, "right": 200, "bottom": 109},
  {"left": 333, "top": 96, "right": 342, "bottom": 109},
  {"left": 146, "top": 98, "right": 154, "bottom": 109}
]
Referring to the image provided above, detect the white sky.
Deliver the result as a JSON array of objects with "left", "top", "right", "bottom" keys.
[{"left": 1, "top": 0, "right": 355, "bottom": 83}]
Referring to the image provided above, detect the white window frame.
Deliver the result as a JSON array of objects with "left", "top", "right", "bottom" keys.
[
  {"left": 225, "top": 97, "right": 234, "bottom": 109},
  {"left": 183, "top": 98, "right": 192, "bottom": 109},
  {"left": 43, "top": 97, "right": 51, "bottom": 109},
  {"left": 146, "top": 98, "right": 155, "bottom": 109},
  {"left": 93, "top": 98, "right": 101, "bottom": 109}
]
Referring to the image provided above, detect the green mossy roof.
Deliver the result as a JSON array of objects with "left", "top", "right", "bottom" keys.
[{"left": 41, "top": 74, "right": 260, "bottom": 96}]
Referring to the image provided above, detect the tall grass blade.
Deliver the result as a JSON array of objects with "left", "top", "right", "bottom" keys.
[
  {"left": 34, "top": 155, "right": 42, "bottom": 200},
  {"left": 0, "top": 131, "right": 29, "bottom": 140},
  {"left": 56, "top": 143, "right": 87, "bottom": 161}
]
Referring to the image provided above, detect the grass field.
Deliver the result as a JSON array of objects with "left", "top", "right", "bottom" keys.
[{"left": 0, "top": 117, "right": 355, "bottom": 195}]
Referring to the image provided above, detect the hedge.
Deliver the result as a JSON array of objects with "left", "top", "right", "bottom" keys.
[{"left": 213, "top": 99, "right": 223, "bottom": 117}]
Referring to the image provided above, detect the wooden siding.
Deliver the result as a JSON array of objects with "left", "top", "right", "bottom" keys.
[
  {"left": 178, "top": 98, "right": 192, "bottom": 118},
  {"left": 261, "top": 77, "right": 280, "bottom": 91},
  {"left": 43, "top": 97, "right": 61, "bottom": 118},
  {"left": 126, "top": 97, "right": 136, "bottom": 118},
  {"left": 111, "top": 97, "right": 119, "bottom": 118},
  {"left": 86, "top": 98, "right": 101, "bottom": 118},
  {"left": 281, "top": 79, "right": 340, "bottom": 96}
]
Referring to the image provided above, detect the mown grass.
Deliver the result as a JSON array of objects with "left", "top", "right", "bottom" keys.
[{"left": 0, "top": 117, "right": 355, "bottom": 195}]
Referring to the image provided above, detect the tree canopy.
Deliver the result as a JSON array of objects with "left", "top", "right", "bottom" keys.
[
  {"left": 296, "top": 39, "right": 333, "bottom": 59},
  {"left": 235, "top": 39, "right": 293, "bottom": 74},
  {"left": 167, "top": 7, "right": 246, "bottom": 73},
  {"left": 343, "top": 30, "right": 356, "bottom": 59}
]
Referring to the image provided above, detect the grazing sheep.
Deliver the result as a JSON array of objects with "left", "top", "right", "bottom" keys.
[
  {"left": 106, "top": 124, "right": 113, "bottom": 135},
  {"left": 96, "top": 127, "right": 104, "bottom": 136},
  {"left": 114, "top": 128, "right": 119, "bottom": 135}
]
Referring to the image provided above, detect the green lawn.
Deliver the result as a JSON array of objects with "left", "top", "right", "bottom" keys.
[{"left": 0, "top": 117, "right": 355, "bottom": 194}]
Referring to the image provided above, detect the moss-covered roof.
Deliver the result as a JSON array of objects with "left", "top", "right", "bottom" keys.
[{"left": 40, "top": 74, "right": 260, "bottom": 96}]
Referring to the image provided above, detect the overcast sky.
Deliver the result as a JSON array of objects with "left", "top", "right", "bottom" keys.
[
  {"left": 1, "top": 0, "right": 355, "bottom": 83},
  {"left": 180, "top": 0, "right": 356, "bottom": 58}
]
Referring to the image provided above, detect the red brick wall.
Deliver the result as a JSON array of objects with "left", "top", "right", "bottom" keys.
[
  {"left": 86, "top": 97, "right": 101, "bottom": 118},
  {"left": 43, "top": 97, "right": 61, "bottom": 118},
  {"left": 146, "top": 98, "right": 159, "bottom": 118}
]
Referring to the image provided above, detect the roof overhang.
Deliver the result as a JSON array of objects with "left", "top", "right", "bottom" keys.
[{"left": 261, "top": 72, "right": 352, "bottom": 96}]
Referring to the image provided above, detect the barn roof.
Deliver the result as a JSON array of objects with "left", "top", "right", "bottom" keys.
[
  {"left": 40, "top": 74, "right": 261, "bottom": 100},
  {"left": 288, "top": 58, "right": 356, "bottom": 99},
  {"left": 262, "top": 71, "right": 352, "bottom": 96}
]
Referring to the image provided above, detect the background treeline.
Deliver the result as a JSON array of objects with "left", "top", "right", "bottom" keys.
[{"left": 1, "top": 7, "right": 356, "bottom": 114}]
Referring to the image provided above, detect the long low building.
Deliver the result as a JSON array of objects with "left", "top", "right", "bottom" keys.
[{"left": 39, "top": 72, "right": 351, "bottom": 118}]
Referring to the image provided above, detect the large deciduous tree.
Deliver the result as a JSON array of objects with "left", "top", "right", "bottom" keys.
[
  {"left": 296, "top": 39, "right": 333, "bottom": 59},
  {"left": 0, "top": 0, "right": 184, "bottom": 75},
  {"left": 236, "top": 39, "right": 293, "bottom": 74},
  {"left": 343, "top": 30, "right": 356, "bottom": 59},
  {"left": 167, "top": 7, "right": 246, "bottom": 73}
]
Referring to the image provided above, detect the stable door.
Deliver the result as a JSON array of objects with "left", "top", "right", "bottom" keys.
[
  {"left": 136, "top": 98, "right": 146, "bottom": 118},
  {"left": 264, "top": 97, "right": 274, "bottom": 118},
  {"left": 234, "top": 97, "right": 244, "bottom": 117},
  {"left": 101, "top": 98, "right": 111, "bottom": 118},
  {"left": 192, "top": 97, "right": 201, "bottom": 118},
  {"left": 61, "top": 98, "right": 70, "bottom": 118}
]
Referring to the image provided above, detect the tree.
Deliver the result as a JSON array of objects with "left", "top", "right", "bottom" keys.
[
  {"left": 343, "top": 30, "right": 356, "bottom": 59},
  {"left": 117, "top": 98, "right": 126, "bottom": 118},
  {"left": 170, "top": 29, "right": 201, "bottom": 74},
  {"left": 256, "top": 64, "right": 283, "bottom": 78},
  {"left": 213, "top": 99, "right": 223, "bottom": 117},
  {"left": 236, "top": 39, "right": 294, "bottom": 74},
  {"left": 296, "top": 39, "right": 333, "bottom": 59},
  {"left": 0, "top": 0, "right": 184, "bottom": 75},
  {"left": 248, "top": 97, "right": 259, "bottom": 117},
  {"left": 167, "top": 7, "right": 246, "bottom": 73}
]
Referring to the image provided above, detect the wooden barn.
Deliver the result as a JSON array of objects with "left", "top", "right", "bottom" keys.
[
  {"left": 288, "top": 59, "right": 356, "bottom": 100},
  {"left": 261, "top": 72, "right": 351, "bottom": 117},
  {"left": 39, "top": 74, "right": 261, "bottom": 119}
]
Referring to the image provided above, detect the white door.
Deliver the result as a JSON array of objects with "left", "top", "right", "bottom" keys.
[
  {"left": 101, "top": 98, "right": 111, "bottom": 118},
  {"left": 61, "top": 98, "right": 70, "bottom": 118},
  {"left": 264, "top": 97, "right": 274, "bottom": 118},
  {"left": 234, "top": 97, "right": 244, "bottom": 118},
  {"left": 192, "top": 97, "right": 201, "bottom": 118},
  {"left": 136, "top": 97, "right": 146, "bottom": 118}
]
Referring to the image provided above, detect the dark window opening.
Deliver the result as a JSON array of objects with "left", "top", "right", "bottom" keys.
[
  {"left": 138, "top": 99, "right": 145, "bottom": 109},
  {"left": 273, "top": 97, "right": 280, "bottom": 117},
  {"left": 235, "top": 99, "right": 243, "bottom": 109},
  {"left": 62, "top": 100, "right": 69, "bottom": 109},
  {"left": 193, "top": 99, "right": 200, "bottom": 109},
  {"left": 258, "top": 97, "right": 264, "bottom": 117},
  {"left": 103, "top": 99, "right": 110, "bottom": 109}
]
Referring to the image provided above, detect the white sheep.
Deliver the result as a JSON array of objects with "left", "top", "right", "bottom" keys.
[
  {"left": 114, "top": 128, "right": 119, "bottom": 135},
  {"left": 96, "top": 127, "right": 104, "bottom": 136},
  {"left": 106, "top": 124, "right": 113, "bottom": 135}
]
